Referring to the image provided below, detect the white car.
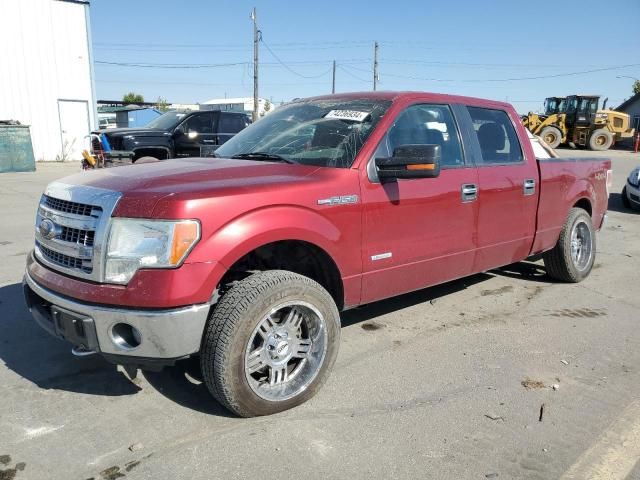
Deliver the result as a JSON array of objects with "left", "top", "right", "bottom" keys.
[{"left": 622, "top": 166, "right": 640, "bottom": 210}]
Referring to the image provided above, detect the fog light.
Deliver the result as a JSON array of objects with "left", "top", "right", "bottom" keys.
[{"left": 110, "top": 323, "right": 142, "bottom": 350}]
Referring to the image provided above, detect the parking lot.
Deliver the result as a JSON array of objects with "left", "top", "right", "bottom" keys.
[{"left": 1, "top": 149, "right": 639, "bottom": 480}]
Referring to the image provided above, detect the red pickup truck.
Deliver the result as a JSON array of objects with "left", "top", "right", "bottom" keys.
[{"left": 24, "top": 92, "right": 612, "bottom": 417}]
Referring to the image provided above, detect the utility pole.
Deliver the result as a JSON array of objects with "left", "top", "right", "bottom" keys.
[
  {"left": 251, "top": 7, "right": 259, "bottom": 122},
  {"left": 373, "top": 41, "right": 379, "bottom": 91},
  {"left": 332, "top": 60, "right": 336, "bottom": 94}
]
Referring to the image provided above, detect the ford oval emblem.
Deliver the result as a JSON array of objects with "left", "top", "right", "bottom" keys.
[{"left": 39, "top": 219, "right": 57, "bottom": 240}]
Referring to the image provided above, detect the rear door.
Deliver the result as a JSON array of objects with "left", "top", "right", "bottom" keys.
[
  {"left": 462, "top": 106, "right": 539, "bottom": 271},
  {"left": 360, "top": 102, "right": 479, "bottom": 303},
  {"left": 174, "top": 112, "right": 217, "bottom": 157}
]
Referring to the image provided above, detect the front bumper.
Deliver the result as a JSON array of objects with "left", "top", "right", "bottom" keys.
[{"left": 23, "top": 270, "right": 211, "bottom": 363}]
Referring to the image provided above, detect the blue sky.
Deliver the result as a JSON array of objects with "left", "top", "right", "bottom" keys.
[{"left": 90, "top": 0, "right": 640, "bottom": 113}]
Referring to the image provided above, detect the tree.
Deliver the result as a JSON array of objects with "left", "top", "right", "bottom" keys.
[
  {"left": 156, "top": 96, "right": 169, "bottom": 112},
  {"left": 123, "top": 92, "right": 144, "bottom": 103},
  {"left": 634, "top": 80, "right": 640, "bottom": 96},
  {"left": 262, "top": 99, "right": 272, "bottom": 116}
]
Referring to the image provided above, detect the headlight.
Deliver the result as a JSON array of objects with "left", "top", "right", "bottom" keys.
[
  {"left": 629, "top": 168, "right": 640, "bottom": 187},
  {"left": 105, "top": 219, "right": 200, "bottom": 284}
]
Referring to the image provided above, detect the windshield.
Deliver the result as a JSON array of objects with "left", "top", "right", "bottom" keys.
[
  {"left": 215, "top": 98, "right": 391, "bottom": 168},
  {"left": 544, "top": 98, "right": 560, "bottom": 115},
  {"left": 145, "top": 111, "right": 189, "bottom": 130}
]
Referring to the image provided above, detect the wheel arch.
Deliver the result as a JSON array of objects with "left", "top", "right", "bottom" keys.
[{"left": 190, "top": 206, "right": 350, "bottom": 310}]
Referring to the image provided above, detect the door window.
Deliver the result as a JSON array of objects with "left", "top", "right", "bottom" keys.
[
  {"left": 376, "top": 104, "right": 465, "bottom": 168},
  {"left": 182, "top": 113, "right": 214, "bottom": 134},
  {"left": 219, "top": 113, "right": 250, "bottom": 134},
  {"left": 467, "top": 107, "right": 523, "bottom": 165}
]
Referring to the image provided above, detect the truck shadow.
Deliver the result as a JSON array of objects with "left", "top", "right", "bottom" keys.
[
  {"left": 342, "top": 272, "right": 494, "bottom": 327},
  {"left": 142, "top": 358, "right": 234, "bottom": 417},
  {"left": 0, "top": 260, "right": 553, "bottom": 415},
  {"left": 0, "top": 282, "right": 140, "bottom": 397}
]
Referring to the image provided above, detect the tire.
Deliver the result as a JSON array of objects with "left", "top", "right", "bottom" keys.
[
  {"left": 540, "top": 126, "right": 562, "bottom": 149},
  {"left": 543, "top": 208, "right": 596, "bottom": 283},
  {"left": 200, "top": 270, "right": 341, "bottom": 417},
  {"left": 588, "top": 129, "right": 613, "bottom": 151},
  {"left": 622, "top": 186, "right": 632, "bottom": 209}
]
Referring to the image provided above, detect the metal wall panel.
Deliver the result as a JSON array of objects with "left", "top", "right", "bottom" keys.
[{"left": 0, "top": 0, "right": 95, "bottom": 162}]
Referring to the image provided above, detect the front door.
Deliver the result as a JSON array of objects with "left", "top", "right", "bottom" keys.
[
  {"left": 58, "top": 100, "right": 90, "bottom": 161},
  {"left": 360, "top": 103, "right": 479, "bottom": 304},
  {"left": 174, "top": 112, "right": 217, "bottom": 157}
]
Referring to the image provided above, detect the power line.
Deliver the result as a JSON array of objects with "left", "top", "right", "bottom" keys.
[
  {"left": 382, "top": 63, "right": 640, "bottom": 83},
  {"left": 260, "top": 39, "right": 333, "bottom": 79},
  {"left": 95, "top": 60, "right": 247, "bottom": 69},
  {"left": 337, "top": 65, "right": 370, "bottom": 83}
]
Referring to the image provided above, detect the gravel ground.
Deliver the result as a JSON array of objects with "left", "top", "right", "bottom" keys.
[{"left": 1, "top": 149, "right": 639, "bottom": 480}]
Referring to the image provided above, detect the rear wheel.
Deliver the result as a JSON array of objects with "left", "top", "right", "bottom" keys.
[
  {"left": 543, "top": 208, "right": 595, "bottom": 282},
  {"left": 540, "top": 126, "right": 562, "bottom": 149},
  {"left": 200, "top": 270, "right": 340, "bottom": 417},
  {"left": 588, "top": 129, "right": 614, "bottom": 151}
]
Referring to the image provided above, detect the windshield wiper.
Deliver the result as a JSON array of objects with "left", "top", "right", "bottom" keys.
[{"left": 230, "top": 152, "right": 296, "bottom": 164}]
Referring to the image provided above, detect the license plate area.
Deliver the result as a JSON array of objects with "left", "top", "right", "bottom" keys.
[{"left": 50, "top": 306, "right": 99, "bottom": 351}]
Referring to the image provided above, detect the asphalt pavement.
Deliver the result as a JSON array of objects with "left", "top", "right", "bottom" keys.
[{"left": 1, "top": 149, "right": 639, "bottom": 480}]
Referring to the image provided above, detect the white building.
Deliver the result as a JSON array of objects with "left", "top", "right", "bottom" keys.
[
  {"left": 202, "top": 97, "right": 272, "bottom": 117},
  {"left": 0, "top": 0, "right": 96, "bottom": 161}
]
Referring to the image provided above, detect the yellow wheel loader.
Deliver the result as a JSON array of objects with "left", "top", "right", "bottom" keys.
[{"left": 522, "top": 95, "right": 635, "bottom": 151}]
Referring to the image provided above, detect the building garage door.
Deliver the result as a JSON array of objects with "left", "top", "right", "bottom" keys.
[{"left": 58, "top": 100, "right": 89, "bottom": 161}]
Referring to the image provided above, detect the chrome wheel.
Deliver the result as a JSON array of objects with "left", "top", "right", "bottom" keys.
[
  {"left": 570, "top": 220, "right": 592, "bottom": 271},
  {"left": 244, "top": 301, "right": 327, "bottom": 401}
]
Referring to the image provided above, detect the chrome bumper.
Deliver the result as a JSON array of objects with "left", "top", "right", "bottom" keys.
[{"left": 23, "top": 271, "right": 211, "bottom": 360}]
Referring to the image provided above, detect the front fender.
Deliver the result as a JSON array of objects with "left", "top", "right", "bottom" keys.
[{"left": 187, "top": 205, "right": 352, "bottom": 276}]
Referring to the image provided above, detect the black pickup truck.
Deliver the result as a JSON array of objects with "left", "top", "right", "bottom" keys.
[{"left": 99, "top": 110, "right": 251, "bottom": 162}]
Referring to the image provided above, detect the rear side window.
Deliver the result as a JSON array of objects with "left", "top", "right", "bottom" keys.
[
  {"left": 467, "top": 107, "right": 523, "bottom": 165},
  {"left": 219, "top": 113, "right": 249, "bottom": 134}
]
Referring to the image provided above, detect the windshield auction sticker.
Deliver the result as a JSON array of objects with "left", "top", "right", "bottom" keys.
[{"left": 324, "top": 110, "right": 370, "bottom": 122}]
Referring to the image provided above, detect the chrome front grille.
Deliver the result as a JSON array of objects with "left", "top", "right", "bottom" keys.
[
  {"left": 59, "top": 226, "right": 95, "bottom": 246},
  {"left": 43, "top": 195, "right": 99, "bottom": 217},
  {"left": 34, "top": 182, "right": 122, "bottom": 282},
  {"left": 36, "top": 241, "right": 92, "bottom": 272}
]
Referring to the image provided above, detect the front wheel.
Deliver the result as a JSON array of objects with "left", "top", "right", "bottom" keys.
[
  {"left": 200, "top": 270, "right": 341, "bottom": 417},
  {"left": 543, "top": 208, "right": 596, "bottom": 282},
  {"left": 540, "top": 126, "right": 563, "bottom": 149}
]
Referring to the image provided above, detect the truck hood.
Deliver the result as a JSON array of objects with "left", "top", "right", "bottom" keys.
[
  {"left": 56, "top": 157, "right": 321, "bottom": 218},
  {"left": 101, "top": 127, "right": 169, "bottom": 137}
]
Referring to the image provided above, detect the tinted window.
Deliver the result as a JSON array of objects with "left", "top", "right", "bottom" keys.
[
  {"left": 381, "top": 104, "right": 464, "bottom": 168},
  {"left": 182, "top": 113, "right": 214, "bottom": 134},
  {"left": 467, "top": 107, "right": 523, "bottom": 165},
  {"left": 146, "top": 111, "right": 189, "bottom": 130},
  {"left": 219, "top": 113, "right": 249, "bottom": 134}
]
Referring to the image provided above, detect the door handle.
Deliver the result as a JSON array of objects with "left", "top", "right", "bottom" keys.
[
  {"left": 523, "top": 179, "right": 536, "bottom": 196},
  {"left": 461, "top": 183, "right": 478, "bottom": 202}
]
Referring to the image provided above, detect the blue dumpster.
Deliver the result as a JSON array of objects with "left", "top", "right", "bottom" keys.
[{"left": 0, "top": 124, "right": 36, "bottom": 173}]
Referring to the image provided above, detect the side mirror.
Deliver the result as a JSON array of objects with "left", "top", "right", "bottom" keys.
[
  {"left": 375, "top": 144, "right": 441, "bottom": 181},
  {"left": 173, "top": 125, "right": 185, "bottom": 138}
]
